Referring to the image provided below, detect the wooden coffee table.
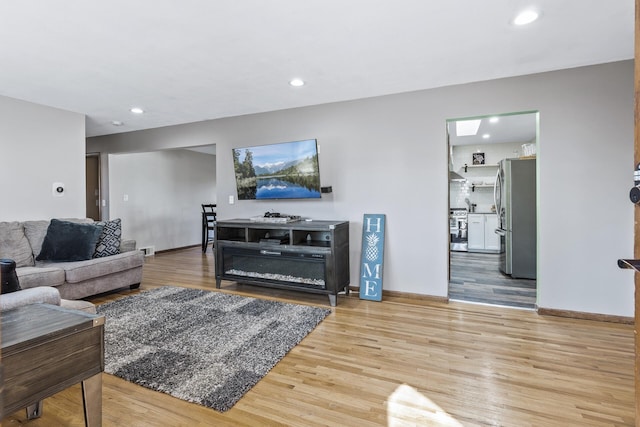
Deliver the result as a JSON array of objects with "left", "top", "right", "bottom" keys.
[{"left": 1, "top": 303, "right": 104, "bottom": 426}]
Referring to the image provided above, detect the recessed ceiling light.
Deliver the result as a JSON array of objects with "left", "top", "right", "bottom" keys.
[
  {"left": 289, "top": 79, "right": 305, "bottom": 87},
  {"left": 130, "top": 107, "right": 144, "bottom": 114},
  {"left": 111, "top": 120, "right": 124, "bottom": 126},
  {"left": 482, "top": 134, "right": 490, "bottom": 139},
  {"left": 513, "top": 10, "right": 539, "bottom": 26},
  {"left": 489, "top": 116, "right": 499, "bottom": 123}
]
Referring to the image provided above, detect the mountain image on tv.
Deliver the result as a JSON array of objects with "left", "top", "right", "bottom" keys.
[{"left": 232, "top": 139, "right": 321, "bottom": 200}]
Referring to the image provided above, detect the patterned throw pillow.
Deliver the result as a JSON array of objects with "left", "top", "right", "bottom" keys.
[{"left": 93, "top": 218, "right": 122, "bottom": 258}]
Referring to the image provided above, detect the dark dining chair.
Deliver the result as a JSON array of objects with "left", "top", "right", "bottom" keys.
[{"left": 202, "top": 204, "right": 217, "bottom": 252}]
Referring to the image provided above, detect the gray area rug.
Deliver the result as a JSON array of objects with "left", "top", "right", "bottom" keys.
[{"left": 96, "top": 286, "right": 331, "bottom": 412}]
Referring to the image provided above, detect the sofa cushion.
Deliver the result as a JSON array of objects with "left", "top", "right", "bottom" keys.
[
  {"left": 0, "top": 222, "right": 34, "bottom": 267},
  {"left": 24, "top": 220, "right": 53, "bottom": 260},
  {"left": 16, "top": 266, "right": 66, "bottom": 289},
  {"left": 94, "top": 218, "right": 121, "bottom": 258},
  {"left": 36, "top": 219, "right": 104, "bottom": 262},
  {"left": 0, "top": 286, "right": 61, "bottom": 312},
  {"left": 120, "top": 239, "right": 136, "bottom": 253},
  {"left": 38, "top": 250, "right": 144, "bottom": 284},
  {"left": 60, "top": 299, "right": 96, "bottom": 314}
]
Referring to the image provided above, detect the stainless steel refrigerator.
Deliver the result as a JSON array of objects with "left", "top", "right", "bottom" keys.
[{"left": 494, "top": 158, "right": 536, "bottom": 279}]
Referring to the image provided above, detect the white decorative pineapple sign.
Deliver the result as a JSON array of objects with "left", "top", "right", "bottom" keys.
[
  {"left": 365, "top": 233, "right": 380, "bottom": 261},
  {"left": 359, "top": 214, "right": 386, "bottom": 301}
]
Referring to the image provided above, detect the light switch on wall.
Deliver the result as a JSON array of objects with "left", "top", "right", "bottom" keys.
[
  {"left": 228, "top": 195, "right": 234, "bottom": 204},
  {"left": 123, "top": 194, "right": 129, "bottom": 202}
]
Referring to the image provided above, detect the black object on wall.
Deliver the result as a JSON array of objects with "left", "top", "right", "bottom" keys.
[
  {"left": 629, "top": 162, "right": 640, "bottom": 204},
  {"left": 321, "top": 186, "right": 333, "bottom": 193}
]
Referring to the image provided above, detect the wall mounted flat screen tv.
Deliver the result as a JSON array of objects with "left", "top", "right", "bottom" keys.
[{"left": 232, "top": 139, "right": 321, "bottom": 200}]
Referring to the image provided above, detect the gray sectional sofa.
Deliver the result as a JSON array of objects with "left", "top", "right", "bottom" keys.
[{"left": 0, "top": 218, "right": 144, "bottom": 300}]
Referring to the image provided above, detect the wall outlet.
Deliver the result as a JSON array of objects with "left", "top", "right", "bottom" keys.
[{"left": 228, "top": 195, "right": 234, "bottom": 204}]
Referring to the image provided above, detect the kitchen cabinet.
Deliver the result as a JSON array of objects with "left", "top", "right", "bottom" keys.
[
  {"left": 467, "top": 214, "right": 484, "bottom": 251},
  {"left": 468, "top": 213, "right": 500, "bottom": 253}
]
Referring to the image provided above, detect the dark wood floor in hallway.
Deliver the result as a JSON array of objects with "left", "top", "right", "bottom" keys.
[{"left": 449, "top": 251, "right": 536, "bottom": 309}]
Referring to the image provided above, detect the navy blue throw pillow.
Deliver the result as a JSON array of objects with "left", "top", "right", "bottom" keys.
[{"left": 36, "top": 219, "right": 104, "bottom": 262}]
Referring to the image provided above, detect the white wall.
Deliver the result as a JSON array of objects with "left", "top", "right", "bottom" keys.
[
  {"left": 108, "top": 150, "right": 216, "bottom": 251},
  {"left": 0, "top": 96, "right": 86, "bottom": 221},
  {"left": 88, "top": 61, "right": 634, "bottom": 317}
]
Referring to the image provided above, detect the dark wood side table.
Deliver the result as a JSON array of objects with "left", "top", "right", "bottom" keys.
[{"left": 1, "top": 303, "right": 105, "bottom": 426}]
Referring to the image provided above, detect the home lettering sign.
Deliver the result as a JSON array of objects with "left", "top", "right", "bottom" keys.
[{"left": 359, "top": 214, "right": 386, "bottom": 301}]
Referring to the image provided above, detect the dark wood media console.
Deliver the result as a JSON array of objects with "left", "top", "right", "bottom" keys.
[{"left": 214, "top": 219, "right": 350, "bottom": 306}]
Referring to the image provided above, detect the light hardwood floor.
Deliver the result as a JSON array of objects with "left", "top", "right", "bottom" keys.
[{"left": 4, "top": 246, "right": 634, "bottom": 426}]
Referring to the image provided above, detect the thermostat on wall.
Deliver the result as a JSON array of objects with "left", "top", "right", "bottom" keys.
[{"left": 52, "top": 182, "right": 65, "bottom": 197}]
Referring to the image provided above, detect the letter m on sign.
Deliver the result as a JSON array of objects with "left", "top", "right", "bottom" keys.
[{"left": 359, "top": 214, "right": 386, "bottom": 301}]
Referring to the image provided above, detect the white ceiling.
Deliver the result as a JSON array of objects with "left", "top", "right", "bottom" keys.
[
  {"left": 448, "top": 113, "right": 537, "bottom": 146},
  {"left": 0, "top": 1, "right": 633, "bottom": 138}
]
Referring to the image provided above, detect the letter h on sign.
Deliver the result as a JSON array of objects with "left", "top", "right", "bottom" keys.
[{"left": 359, "top": 214, "right": 386, "bottom": 301}]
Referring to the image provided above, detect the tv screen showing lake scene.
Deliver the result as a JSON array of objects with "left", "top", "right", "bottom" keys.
[{"left": 232, "top": 139, "right": 322, "bottom": 200}]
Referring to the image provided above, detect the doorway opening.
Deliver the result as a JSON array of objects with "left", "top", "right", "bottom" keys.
[
  {"left": 106, "top": 145, "right": 217, "bottom": 252},
  {"left": 86, "top": 153, "right": 101, "bottom": 221},
  {"left": 447, "top": 111, "right": 538, "bottom": 309}
]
